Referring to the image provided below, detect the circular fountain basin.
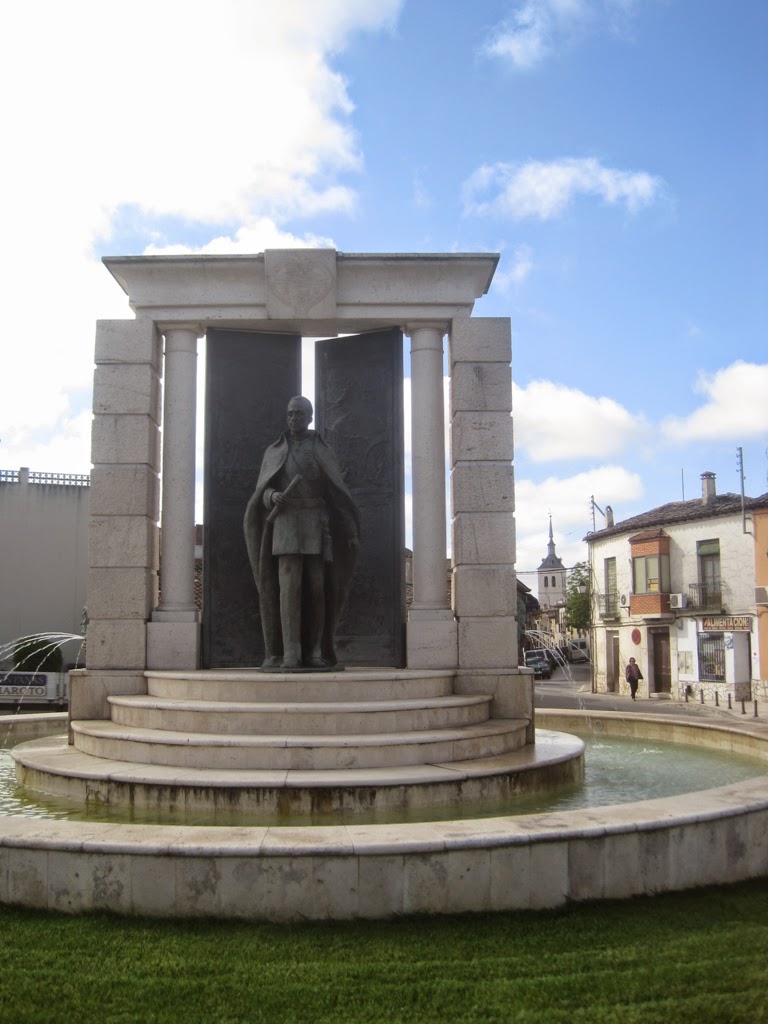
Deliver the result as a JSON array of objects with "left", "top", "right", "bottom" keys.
[{"left": 1, "top": 709, "right": 767, "bottom": 920}]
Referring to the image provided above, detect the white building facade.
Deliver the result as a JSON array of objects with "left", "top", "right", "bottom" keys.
[{"left": 587, "top": 473, "right": 765, "bottom": 701}]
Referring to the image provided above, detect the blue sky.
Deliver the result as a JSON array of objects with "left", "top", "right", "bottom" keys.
[{"left": 2, "top": 0, "right": 766, "bottom": 594}]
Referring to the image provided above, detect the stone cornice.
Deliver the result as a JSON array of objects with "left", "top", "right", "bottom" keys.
[{"left": 103, "top": 250, "right": 499, "bottom": 334}]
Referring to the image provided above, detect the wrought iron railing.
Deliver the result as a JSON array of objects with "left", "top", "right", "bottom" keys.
[
  {"left": 687, "top": 582, "right": 724, "bottom": 611},
  {"left": 598, "top": 593, "right": 621, "bottom": 619}
]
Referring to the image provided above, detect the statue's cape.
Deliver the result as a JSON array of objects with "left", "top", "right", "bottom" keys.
[{"left": 243, "top": 431, "right": 359, "bottom": 664}]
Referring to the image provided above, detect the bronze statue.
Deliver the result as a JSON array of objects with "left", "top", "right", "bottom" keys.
[{"left": 244, "top": 396, "right": 360, "bottom": 671}]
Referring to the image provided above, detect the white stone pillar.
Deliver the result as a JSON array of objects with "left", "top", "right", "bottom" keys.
[
  {"left": 148, "top": 324, "right": 203, "bottom": 668},
  {"left": 406, "top": 325, "right": 457, "bottom": 668},
  {"left": 70, "top": 319, "right": 162, "bottom": 725},
  {"left": 449, "top": 317, "right": 517, "bottom": 670}
]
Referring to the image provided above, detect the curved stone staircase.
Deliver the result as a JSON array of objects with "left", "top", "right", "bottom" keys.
[{"left": 13, "top": 669, "right": 583, "bottom": 820}]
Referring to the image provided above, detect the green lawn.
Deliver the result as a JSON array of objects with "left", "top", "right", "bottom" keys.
[{"left": 1, "top": 880, "right": 767, "bottom": 1024}]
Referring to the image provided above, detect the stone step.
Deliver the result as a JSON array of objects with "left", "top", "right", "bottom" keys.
[
  {"left": 71, "top": 718, "right": 529, "bottom": 771},
  {"left": 144, "top": 668, "right": 455, "bottom": 703},
  {"left": 108, "top": 693, "right": 493, "bottom": 736},
  {"left": 12, "top": 729, "right": 584, "bottom": 818}
]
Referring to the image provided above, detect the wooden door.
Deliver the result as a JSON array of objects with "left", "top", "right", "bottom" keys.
[{"left": 652, "top": 630, "right": 671, "bottom": 693}]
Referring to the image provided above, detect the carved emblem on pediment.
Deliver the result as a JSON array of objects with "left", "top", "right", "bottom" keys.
[{"left": 265, "top": 249, "right": 337, "bottom": 319}]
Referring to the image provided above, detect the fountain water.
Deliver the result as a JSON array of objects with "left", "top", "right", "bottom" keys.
[{"left": 0, "top": 632, "right": 84, "bottom": 736}]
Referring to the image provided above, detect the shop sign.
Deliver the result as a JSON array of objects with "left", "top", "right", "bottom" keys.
[
  {"left": 0, "top": 673, "right": 48, "bottom": 698},
  {"left": 702, "top": 616, "right": 752, "bottom": 631}
]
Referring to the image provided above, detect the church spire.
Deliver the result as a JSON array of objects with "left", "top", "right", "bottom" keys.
[{"left": 537, "top": 515, "right": 566, "bottom": 609}]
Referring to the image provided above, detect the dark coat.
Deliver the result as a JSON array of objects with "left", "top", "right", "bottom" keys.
[{"left": 243, "top": 431, "right": 359, "bottom": 665}]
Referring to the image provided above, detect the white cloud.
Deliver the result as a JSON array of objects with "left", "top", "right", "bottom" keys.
[
  {"left": 5, "top": 410, "right": 94, "bottom": 477},
  {"left": 0, "top": 0, "right": 402, "bottom": 475},
  {"left": 661, "top": 362, "right": 768, "bottom": 443},
  {"left": 514, "top": 464, "right": 644, "bottom": 585},
  {"left": 482, "top": 0, "right": 643, "bottom": 70},
  {"left": 493, "top": 245, "right": 534, "bottom": 292},
  {"left": 145, "top": 220, "right": 337, "bottom": 257},
  {"left": 513, "top": 380, "right": 649, "bottom": 462},
  {"left": 463, "top": 158, "right": 664, "bottom": 220}
]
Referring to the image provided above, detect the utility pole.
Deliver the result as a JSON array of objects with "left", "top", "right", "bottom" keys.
[{"left": 737, "top": 446, "right": 747, "bottom": 533}]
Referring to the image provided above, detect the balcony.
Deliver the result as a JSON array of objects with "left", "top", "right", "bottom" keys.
[
  {"left": 630, "top": 592, "right": 672, "bottom": 618},
  {"left": 598, "top": 593, "right": 622, "bottom": 620},
  {"left": 687, "top": 582, "right": 725, "bottom": 612}
]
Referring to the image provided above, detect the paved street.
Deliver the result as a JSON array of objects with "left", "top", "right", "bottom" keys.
[{"left": 535, "top": 662, "right": 766, "bottom": 726}]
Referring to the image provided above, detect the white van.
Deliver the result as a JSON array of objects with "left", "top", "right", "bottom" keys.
[{"left": 567, "top": 639, "right": 589, "bottom": 663}]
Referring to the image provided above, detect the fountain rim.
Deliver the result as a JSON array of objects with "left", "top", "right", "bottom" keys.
[{"left": 2, "top": 708, "right": 768, "bottom": 855}]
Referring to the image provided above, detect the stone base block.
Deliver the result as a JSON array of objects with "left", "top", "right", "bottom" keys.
[
  {"left": 451, "top": 411, "right": 514, "bottom": 462},
  {"left": 452, "top": 512, "right": 516, "bottom": 564},
  {"left": 449, "top": 317, "right": 512, "bottom": 364},
  {"left": 91, "top": 415, "right": 161, "bottom": 468},
  {"left": 453, "top": 565, "right": 517, "bottom": 617},
  {"left": 457, "top": 616, "right": 517, "bottom": 669},
  {"left": 406, "top": 610, "right": 458, "bottom": 669},
  {"left": 86, "top": 619, "right": 148, "bottom": 670},
  {"left": 68, "top": 669, "right": 147, "bottom": 730},
  {"left": 453, "top": 669, "right": 535, "bottom": 741},
  {"left": 451, "top": 362, "right": 512, "bottom": 412},
  {"left": 147, "top": 620, "right": 201, "bottom": 670},
  {"left": 95, "top": 318, "right": 161, "bottom": 368},
  {"left": 452, "top": 462, "right": 514, "bottom": 513}
]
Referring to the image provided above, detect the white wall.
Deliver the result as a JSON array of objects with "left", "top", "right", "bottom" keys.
[{"left": 0, "top": 470, "right": 89, "bottom": 666}]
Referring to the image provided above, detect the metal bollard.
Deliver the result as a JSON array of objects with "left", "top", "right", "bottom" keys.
[
  {"left": 685, "top": 689, "right": 689, "bottom": 702},
  {"left": 728, "top": 694, "right": 732, "bottom": 709},
  {"left": 700, "top": 689, "right": 705, "bottom": 704},
  {"left": 741, "top": 699, "right": 747, "bottom": 715},
  {"left": 715, "top": 691, "right": 719, "bottom": 707},
  {"left": 754, "top": 700, "right": 759, "bottom": 718}
]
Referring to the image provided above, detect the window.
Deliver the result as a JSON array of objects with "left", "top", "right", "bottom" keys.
[
  {"left": 603, "top": 557, "right": 618, "bottom": 616},
  {"left": 698, "top": 632, "right": 725, "bottom": 681},
  {"left": 697, "top": 539, "right": 721, "bottom": 606},
  {"left": 552, "top": 576, "right": 556, "bottom": 587},
  {"left": 632, "top": 553, "right": 670, "bottom": 594},
  {"left": 543, "top": 577, "right": 548, "bottom": 588}
]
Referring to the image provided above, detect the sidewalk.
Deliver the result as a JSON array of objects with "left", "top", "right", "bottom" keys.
[{"left": 535, "top": 666, "right": 768, "bottom": 731}]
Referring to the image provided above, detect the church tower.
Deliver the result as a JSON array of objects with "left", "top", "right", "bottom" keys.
[{"left": 537, "top": 516, "right": 566, "bottom": 609}]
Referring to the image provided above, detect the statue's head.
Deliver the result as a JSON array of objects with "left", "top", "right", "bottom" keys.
[{"left": 286, "top": 396, "right": 313, "bottom": 437}]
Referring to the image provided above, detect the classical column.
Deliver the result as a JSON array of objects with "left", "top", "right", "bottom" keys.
[
  {"left": 148, "top": 324, "right": 203, "bottom": 668},
  {"left": 406, "top": 325, "right": 457, "bottom": 668}
]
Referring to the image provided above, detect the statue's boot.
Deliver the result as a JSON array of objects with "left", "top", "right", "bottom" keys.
[{"left": 282, "top": 643, "right": 302, "bottom": 670}]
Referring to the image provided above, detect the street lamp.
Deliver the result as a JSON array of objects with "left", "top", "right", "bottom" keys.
[{"left": 576, "top": 582, "right": 595, "bottom": 693}]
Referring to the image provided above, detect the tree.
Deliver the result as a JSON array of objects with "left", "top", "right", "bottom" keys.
[
  {"left": 11, "top": 634, "right": 64, "bottom": 672},
  {"left": 565, "top": 562, "right": 590, "bottom": 632}
]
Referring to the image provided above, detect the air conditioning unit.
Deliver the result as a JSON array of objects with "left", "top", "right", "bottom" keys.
[
  {"left": 669, "top": 593, "right": 687, "bottom": 609},
  {"left": 756, "top": 586, "right": 768, "bottom": 606}
]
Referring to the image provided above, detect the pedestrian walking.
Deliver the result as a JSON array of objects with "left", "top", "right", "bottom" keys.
[{"left": 626, "top": 657, "right": 643, "bottom": 700}]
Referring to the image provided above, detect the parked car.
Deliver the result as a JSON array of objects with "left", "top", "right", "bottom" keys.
[
  {"left": 543, "top": 647, "right": 564, "bottom": 670},
  {"left": 566, "top": 639, "right": 589, "bottom": 663},
  {"left": 523, "top": 650, "right": 552, "bottom": 679}
]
